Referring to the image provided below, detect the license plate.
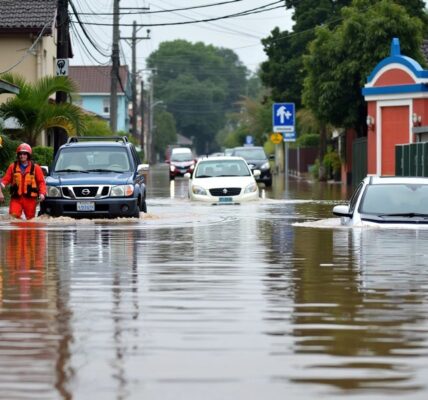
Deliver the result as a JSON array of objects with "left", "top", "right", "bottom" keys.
[
  {"left": 219, "top": 197, "right": 233, "bottom": 203},
  {"left": 76, "top": 201, "right": 95, "bottom": 211}
]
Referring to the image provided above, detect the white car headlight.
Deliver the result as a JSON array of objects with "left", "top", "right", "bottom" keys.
[
  {"left": 192, "top": 185, "right": 208, "bottom": 196},
  {"left": 111, "top": 184, "right": 134, "bottom": 197},
  {"left": 46, "top": 185, "right": 61, "bottom": 198},
  {"left": 190, "top": 164, "right": 195, "bottom": 170},
  {"left": 260, "top": 162, "right": 270, "bottom": 170},
  {"left": 170, "top": 165, "right": 176, "bottom": 172},
  {"left": 244, "top": 182, "right": 258, "bottom": 194}
]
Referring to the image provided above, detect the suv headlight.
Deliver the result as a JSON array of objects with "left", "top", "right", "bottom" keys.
[
  {"left": 111, "top": 184, "right": 134, "bottom": 197},
  {"left": 244, "top": 182, "right": 258, "bottom": 194},
  {"left": 260, "top": 162, "right": 270, "bottom": 170},
  {"left": 46, "top": 185, "right": 61, "bottom": 198},
  {"left": 192, "top": 185, "right": 208, "bottom": 196}
]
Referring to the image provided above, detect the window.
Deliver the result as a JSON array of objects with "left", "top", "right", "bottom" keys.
[{"left": 103, "top": 98, "right": 110, "bottom": 114}]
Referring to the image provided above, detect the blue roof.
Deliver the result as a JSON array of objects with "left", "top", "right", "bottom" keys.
[{"left": 366, "top": 38, "right": 428, "bottom": 83}]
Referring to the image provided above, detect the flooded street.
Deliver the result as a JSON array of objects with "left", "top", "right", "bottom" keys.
[{"left": 1, "top": 165, "right": 428, "bottom": 399}]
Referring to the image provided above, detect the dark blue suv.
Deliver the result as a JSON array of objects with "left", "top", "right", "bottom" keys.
[{"left": 39, "top": 136, "right": 147, "bottom": 218}]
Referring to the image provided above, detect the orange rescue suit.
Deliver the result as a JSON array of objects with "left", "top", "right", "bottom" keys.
[{"left": 1, "top": 161, "right": 47, "bottom": 219}]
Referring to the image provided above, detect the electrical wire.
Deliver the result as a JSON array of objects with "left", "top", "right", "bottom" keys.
[
  {"left": 70, "top": 22, "right": 110, "bottom": 65},
  {"left": 70, "top": 1, "right": 285, "bottom": 27},
  {"left": 69, "top": 0, "right": 111, "bottom": 58},
  {"left": 76, "top": 0, "right": 245, "bottom": 15}
]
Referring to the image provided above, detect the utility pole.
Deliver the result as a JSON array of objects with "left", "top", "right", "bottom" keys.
[
  {"left": 110, "top": 0, "right": 120, "bottom": 132},
  {"left": 140, "top": 80, "right": 145, "bottom": 152},
  {"left": 121, "top": 21, "right": 150, "bottom": 140},
  {"left": 148, "top": 76, "right": 153, "bottom": 164},
  {"left": 54, "top": 0, "right": 70, "bottom": 155}
]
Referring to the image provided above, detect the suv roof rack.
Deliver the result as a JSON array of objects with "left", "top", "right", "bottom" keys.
[{"left": 67, "top": 136, "right": 129, "bottom": 144}]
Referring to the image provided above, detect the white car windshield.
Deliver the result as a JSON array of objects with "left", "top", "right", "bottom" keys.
[
  {"left": 360, "top": 184, "right": 428, "bottom": 215},
  {"left": 195, "top": 160, "right": 251, "bottom": 178},
  {"left": 171, "top": 152, "right": 193, "bottom": 162}
]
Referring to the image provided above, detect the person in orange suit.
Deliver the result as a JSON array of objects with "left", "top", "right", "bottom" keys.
[{"left": 0, "top": 143, "right": 46, "bottom": 220}]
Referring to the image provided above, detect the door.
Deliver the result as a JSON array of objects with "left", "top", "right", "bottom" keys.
[{"left": 381, "top": 106, "right": 409, "bottom": 176}]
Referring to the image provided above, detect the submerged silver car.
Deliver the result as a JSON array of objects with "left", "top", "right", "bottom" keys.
[{"left": 333, "top": 176, "right": 428, "bottom": 226}]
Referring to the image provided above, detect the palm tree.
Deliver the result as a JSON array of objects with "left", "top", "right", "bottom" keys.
[{"left": 0, "top": 73, "right": 85, "bottom": 146}]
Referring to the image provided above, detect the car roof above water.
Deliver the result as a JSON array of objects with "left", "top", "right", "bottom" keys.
[{"left": 366, "top": 175, "right": 428, "bottom": 185}]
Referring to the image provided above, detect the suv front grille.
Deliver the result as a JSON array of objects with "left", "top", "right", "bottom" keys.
[
  {"left": 209, "top": 187, "right": 241, "bottom": 196},
  {"left": 74, "top": 186, "right": 99, "bottom": 197},
  {"left": 61, "top": 185, "right": 111, "bottom": 199}
]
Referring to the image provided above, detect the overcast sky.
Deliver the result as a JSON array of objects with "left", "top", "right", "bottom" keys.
[{"left": 70, "top": 0, "right": 294, "bottom": 74}]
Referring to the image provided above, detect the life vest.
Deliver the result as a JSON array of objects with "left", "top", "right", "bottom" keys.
[{"left": 10, "top": 161, "right": 39, "bottom": 198}]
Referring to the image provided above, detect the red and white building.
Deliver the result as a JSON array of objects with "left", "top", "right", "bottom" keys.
[{"left": 362, "top": 38, "right": 428, "bottom": 176}]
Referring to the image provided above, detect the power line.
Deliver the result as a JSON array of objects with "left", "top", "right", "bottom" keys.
[
  {"left": 70, "top": 22, "right": 110, "bottom": 65},
  {"left": 70, "top": 1, "right": 285, "bottom": 27},
  {"left": 69, "top": 0, "right": 111, "bottom": 58},
  {"left": 75, "top": 0, "right": 245, "bottom": 15}
]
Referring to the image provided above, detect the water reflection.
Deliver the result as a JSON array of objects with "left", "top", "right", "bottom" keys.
[
  {"left": 0, "top": 227, "right": 72, "bottom": 399},
  {"left": 1, "top": 168, "right": 428, "bottom": 399},
  {"left": 278, "top": 226, "right": 428, "bottom": 394}
]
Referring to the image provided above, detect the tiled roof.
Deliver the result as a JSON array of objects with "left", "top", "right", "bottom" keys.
[
  {"left": 0, "top": 0, "right": 56, "bottom": 33},
  {"left": 69, "top": 66, "right": 129, "bottom": 94}
]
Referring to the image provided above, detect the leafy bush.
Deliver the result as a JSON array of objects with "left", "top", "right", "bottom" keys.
[
  {"left": 296, "top": 133, "right": 319, "bottom": 148},
  {"left": 322, "top": 147, "right": 341, "bottom": 174},
  {"left": 32, "top": 146, "right": 54, "bottom": 167},
  {"left": 0, "top": 135, "right": 20, "bottom": 175}
]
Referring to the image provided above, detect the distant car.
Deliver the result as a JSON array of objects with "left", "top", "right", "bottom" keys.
[
  {"left": 333, "top": 175, "right": 428, "bottom": 226},
  {"left": 231, "top": 146, "right": 272, "bottom": 187},
  {"left": 39, "top": 136, "right": 147, "bottom": 218},
  {"left": 168, "top": 147, "right": 195, "bottom": 180},
  {"left": 224, "top": 148, "right": 234, "bottom": 156},
  {"left": 186, "top": 156, "right": 260, "bottom": 204}
]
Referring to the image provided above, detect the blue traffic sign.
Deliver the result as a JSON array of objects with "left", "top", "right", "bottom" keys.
[
  {"left": 245, "top": 135, "right": 254, "bottom": 145},
  {"left": 282, "top": 131, "right": 296, "bottom": 142},
  {"left": 272, "top": 103, "right": 295, "bottom": 132}
]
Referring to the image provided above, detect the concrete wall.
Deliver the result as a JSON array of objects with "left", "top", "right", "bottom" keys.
[{"left": 0, "top": 33, "right": 56, "bottom": 82}]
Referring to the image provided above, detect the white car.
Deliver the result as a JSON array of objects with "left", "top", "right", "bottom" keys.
[
  {"left": 186, "top": 156, "right": 260, "bottom": 203},
  {"left": 333, "top": 175, "right": 428, "bottom": 226}
]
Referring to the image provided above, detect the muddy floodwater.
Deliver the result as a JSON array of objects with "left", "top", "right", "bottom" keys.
[{"left": 1, "top": 165, "right": 428, "bottom": 400}]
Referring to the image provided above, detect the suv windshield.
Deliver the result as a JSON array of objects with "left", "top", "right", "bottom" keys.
[
  {"left": 233, "top": 148, "right": 266, "bottom": 160},
  {"left": 54, "top": 147, "right": 131, "bottom": 172},
  {"left": 360, "top": 184, "right": 428, "bottom": 215}
]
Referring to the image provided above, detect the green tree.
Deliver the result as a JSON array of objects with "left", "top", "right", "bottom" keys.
[
  {"left": 260, "top": 0, "right": 426, "bottom": 105},
  {"left": 153, "top": 109, "right": 177, "bottom": 160},
  {"left": 147, "top": 40, "right": 248, "bottom": 154},
  {"left": 260, "top": 0, "right": 351, "bottom": 105},
  {"left": 82, "top": 115, "right": 113, "bottom": 136},
  {"left": 217, "top": 96, "right": 272, "bottom": 148},
  {"left": 0, "top": 73, "right": 85, "bottom": 146},
  {"left": 303, "top": 0, "right": 425, "bottom": 134}
]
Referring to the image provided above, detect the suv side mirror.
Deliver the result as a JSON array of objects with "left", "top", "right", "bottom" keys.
[
  {"left": 137, "top": 164, "right": 149, "bottom": 175},
  {"left": 41, "top": 166, "right": 49, "bottom": 177}
]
